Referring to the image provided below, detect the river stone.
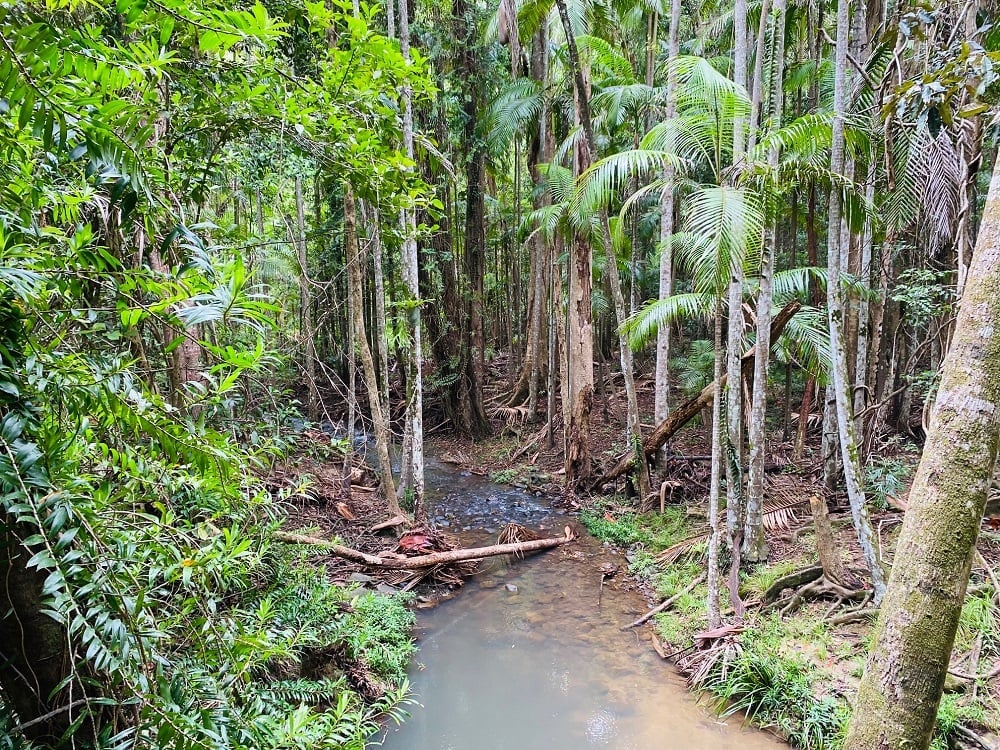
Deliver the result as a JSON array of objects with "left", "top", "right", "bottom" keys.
[
  {"left": 376, "top": 583, "right": 398, "bottom": 595},
  {"left": 348, "top": 572, "right": 373, "bottom": 583},
  {"left": 505, "top": 583, "right": 518, "bottom": 593}
]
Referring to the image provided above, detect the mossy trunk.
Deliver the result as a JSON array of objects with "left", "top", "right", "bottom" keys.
[{"left": 843, "top": 152, "right": 1000, "bottom": 750}]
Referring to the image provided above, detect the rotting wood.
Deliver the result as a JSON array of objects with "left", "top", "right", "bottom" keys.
[
  {"left": 623, "top": 575, "right": 706, "bottom": 630},
  {"left": 597, "top": 300, "right": 800, "bottom": 486},
  {"left": 274, "top": 527, "right": 576, "bottom": 569},
  {"left": 809, "top": 494, "right": 849, "bottom": 585}
]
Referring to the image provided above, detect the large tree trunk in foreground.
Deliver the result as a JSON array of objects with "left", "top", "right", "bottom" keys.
[
  {"left": 0, "top": 529, "right": 92, "bottom": 745},
  {"left": 843, "top": 151, "right": 1000, "bottom": 750}
]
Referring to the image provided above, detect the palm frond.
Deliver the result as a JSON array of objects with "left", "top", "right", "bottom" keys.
[
  {"left": 774, "top": 305, "right": 830, "bottom": 381},
  {"left": 577, "top": 148, "right": 685, "bottom": 213},
  {"left": 577, "top": 34, "right": 636, "bottom": 81},
  {"left": 621, "top": 291, "right": 714, "bottom": 349},
  {"left": 591, "top": 83, "right": 661, "bottom": 130},
  {"left": 483, "top": 79, "right": 543, "bottom": 156},
  {"left": 680, "top": 185, "right": 765, "bottom": 294},
  {"left": 761, "top": 497, "right": 809, "bottom": 531}
]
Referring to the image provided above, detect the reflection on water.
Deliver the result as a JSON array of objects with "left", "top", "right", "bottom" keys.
[{"left": 379, "top": 462, "right": 784, "bottom": 750}]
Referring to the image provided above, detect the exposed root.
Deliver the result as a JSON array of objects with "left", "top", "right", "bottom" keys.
[
  {"left": 773, "top": 575, "right": 868, "bottom": 617},
  {"left": 761, "top": 566, "right": 824, "bottom": 604}
]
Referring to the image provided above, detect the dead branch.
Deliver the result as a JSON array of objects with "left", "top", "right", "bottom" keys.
[
  {"left": 622, "top": 575, "right": 706, "bottom": 630},
  {"left": 274, "top": 527, "right": 576, "bottom": 569},
  {"left": 598, "top": 301, "right": 800, "bottom": 486}
]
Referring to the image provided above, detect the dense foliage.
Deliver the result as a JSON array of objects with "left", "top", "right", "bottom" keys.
[{"left": 0, "top": 1, "right": 425, "bottom": 747}]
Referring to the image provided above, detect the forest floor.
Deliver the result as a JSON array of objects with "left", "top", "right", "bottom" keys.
[{"left": 423, "top": 366, "right": 1000, "bottom": 750}]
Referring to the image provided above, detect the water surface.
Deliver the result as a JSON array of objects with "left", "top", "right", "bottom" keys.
[{"left": 380, "top": 462, "right": 784, "bottom": 750}]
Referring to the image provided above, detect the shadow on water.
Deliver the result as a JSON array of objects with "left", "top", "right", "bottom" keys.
[{"left": 378, "top": 459, "right": 785, "bottom": 750}]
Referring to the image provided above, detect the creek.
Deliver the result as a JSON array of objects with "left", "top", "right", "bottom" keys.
[{"left": 378, "top": 459, "right": 785, "bottom": 750}]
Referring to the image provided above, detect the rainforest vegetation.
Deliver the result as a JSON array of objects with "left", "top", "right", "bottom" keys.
[{"left": 1, "top": 0, "right": 1000, "bottom": 747}]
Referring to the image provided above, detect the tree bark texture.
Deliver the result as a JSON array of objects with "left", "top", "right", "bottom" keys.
[
  {"left": 843, "top": 149, "right": 1000, "bottom": 750},
  {"left": 556, "top": 0, "right": 595, "bottom": 486},
  {"left": 398, "top": 0, "right": 425, "bottom": 504},
  {"left": 654, "top": 0, "right": 682, "bottom": 430},
  {"left": 742, "top": 0, "right": 787, "bottom": 564},
  {"left": 345, "top": 189, "right": 401, "bottom": 514},
  {"left": 295, "top": 176, "right": 319, "bottom": 422},
  {"left": 825, "top": 0, "right": 886, "bottom": 601},
  {"left": 0, "top": 528, "right": 92, "bottom": 745}
]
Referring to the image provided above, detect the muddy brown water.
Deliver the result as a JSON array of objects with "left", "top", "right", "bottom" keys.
[{"left": 378, "top": 460, "right": 785, "bottom": 750}]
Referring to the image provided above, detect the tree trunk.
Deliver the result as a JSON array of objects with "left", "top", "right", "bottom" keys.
[
  {"left": 843, "top": 149, "right": 1000, "bottom": 750},
  {"left": 555, "top": 0, "right": 595, "bottom": 487},
  {"left": 295, "top": 176, "right": 319, "bottom": 422},
  {"left": 826, "top": 0, "right": 886, "bottom": 602},
  {"left": 0, "top": 528, "right": 97, "bottom": 745},
  {"left": 725, "top": 0, "right": 749, "bottom": 544},
  {"left": 563, "top": 17, "right": 648, "bottom": 497},
  {"left": 742, "top": 0, "right": 787, "bottom": 563},
  {"left": 853, "top": 169, "right": 876, "bottom": 437},
  {"left": 654, "top": 0, "right": 682, "bottom": 439},
  {"left": 707, "top": 298, "right": 725, "bottom": 629},
  {"left": 398, "top": 0, "right": 424, "bottom": 505},
  {"left": 346, "top": 189, "right": 401, "bottom": 514}
]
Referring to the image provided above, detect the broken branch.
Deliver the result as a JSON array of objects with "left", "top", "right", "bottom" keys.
[{"left": 622, "top": 575, "right": 706, "bottom": 630}]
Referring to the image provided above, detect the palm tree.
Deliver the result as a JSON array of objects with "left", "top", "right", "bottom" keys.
[{"left": 581, "top": 56, "right": 763, "bottom": 624}]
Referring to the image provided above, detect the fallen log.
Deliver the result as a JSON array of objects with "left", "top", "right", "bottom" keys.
[
  {"left": 274, "top": 527, "right": 576, "bottom": 570},
  {"left": 622, "top": 574, "right": 706, "bottom": 630},
  {"left": 597, "top": 300, "right": 801, "bottom": 487}
]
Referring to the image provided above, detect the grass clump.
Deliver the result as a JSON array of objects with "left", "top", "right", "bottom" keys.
[
  {"left": 699, "top": 628, "right": 848, "bottom": 749},
  {"left": 580, "top": 502, "right": 691, "bottom": 551}
]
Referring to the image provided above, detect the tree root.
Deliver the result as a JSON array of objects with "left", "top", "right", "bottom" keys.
[
  {"left": 952, "top": 724, "right": 994, "bottom": 750},
  {"left": 762, "top": 566, "right": 823, "bottom": 604},
  {"left": 771, "top": 575, "right": 868, "bottom": 617}
]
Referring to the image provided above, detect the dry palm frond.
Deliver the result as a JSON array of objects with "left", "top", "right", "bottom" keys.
[
  {"left": 497, "top": 522, "right": 542, "bottom": 545},
  {"left": 491, "top": 404, "right": 530, "bottom": 432},
  {"left": 761, "top": 497, "right": 810, "bottom": 531},
  {"left": 923, "top": 128, "right": 961, "bottom": 256},
  {"left": 655, "top": 530, "right": 710, "bottom": 565},
  {"left": 677, "top": 629, "right": 744, "bottom": 689}
]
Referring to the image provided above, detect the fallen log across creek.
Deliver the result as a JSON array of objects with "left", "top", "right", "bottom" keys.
[
  {"left": 597, "top": 300, "right": 801, "bottom": 487},
  {"left": 274, "top": 526, "right": 577, "bottom": 569}
]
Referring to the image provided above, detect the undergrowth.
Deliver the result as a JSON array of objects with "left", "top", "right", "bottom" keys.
[{"left": 580, "top": 502, "right": 691, "bottom": 553}]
